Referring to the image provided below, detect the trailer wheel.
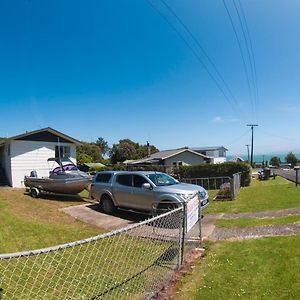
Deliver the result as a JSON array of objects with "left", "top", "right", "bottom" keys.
[{"left": 30, "top": 188, "right": 40, "bottom": 198}]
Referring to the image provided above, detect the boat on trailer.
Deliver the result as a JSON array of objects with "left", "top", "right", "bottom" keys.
[{"left": 24, "top": 158, "right": 92, "bottom": 197}]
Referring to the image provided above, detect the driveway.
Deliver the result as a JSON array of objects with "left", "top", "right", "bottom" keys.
[{"left": 61, "top": 203, "right": 214, "bottom": 240}]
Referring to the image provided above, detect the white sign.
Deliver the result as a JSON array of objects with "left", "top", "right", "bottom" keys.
[{"left": 186, "top": 195, "right": 200, "bottom": 232}]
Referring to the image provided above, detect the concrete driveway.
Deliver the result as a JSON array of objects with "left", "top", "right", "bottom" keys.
[{"left": 60, "top": 202, "right": 215, "bottom": 240}]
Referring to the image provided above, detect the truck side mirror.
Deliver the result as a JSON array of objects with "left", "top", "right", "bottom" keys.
[{"left": 142, "top": 183, "right": 152, "bottom": 190}]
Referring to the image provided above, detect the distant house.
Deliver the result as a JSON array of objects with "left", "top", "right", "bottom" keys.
[
  {"left": 230, "top": 156, "right": 245, "bottom": 163},
  {"left": 191, "top": 146, "right": 228, "bottom": 164},
  {"left": 0, "top": 127, "right": 80, "bottom": 188},
  {"left": 127, "top": 148, "right": 210, "bottom": 168}
]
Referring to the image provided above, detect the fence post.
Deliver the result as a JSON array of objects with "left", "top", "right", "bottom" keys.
[{"left": 178, "top": 203, "right": 186, "bottom": 268}]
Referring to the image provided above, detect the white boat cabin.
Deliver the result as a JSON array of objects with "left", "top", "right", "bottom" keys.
[{"left": 0, "top": 127, "right": 80, "bottom": 188}]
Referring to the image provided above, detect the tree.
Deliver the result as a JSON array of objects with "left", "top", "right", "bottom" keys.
[
  {"left": 285, "top": 152, "right": 298, "bottom": 167},
  {"left": 109, "top": 139, "right": 159, "bottom": 164},
  {"left": 110, "top": 141, "right": 137, "bottom": 164},
  {"left": 270, "top": 156, "right": 281, "bottom": 167},
  {"left": 95, "top": 137, "right": 109, "bottom": 156},
  {"left": 77, "top": 142, "right": 103, "bottom": 163}
]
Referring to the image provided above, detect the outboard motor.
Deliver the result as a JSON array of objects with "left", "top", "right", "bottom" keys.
[{"left": 30, "top": 170, "right": 38, "bottom": 177}]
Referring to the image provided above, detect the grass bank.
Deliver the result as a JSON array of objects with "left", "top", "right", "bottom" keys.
[
  {"left": 0, "top": 189, "right": 103, "bottom": 253},
  {"left": 176, "top": 236, "right": 300, "bottom": 299},
  {"left": 206, "top": 176, "right": 300, "bottom": 214}
]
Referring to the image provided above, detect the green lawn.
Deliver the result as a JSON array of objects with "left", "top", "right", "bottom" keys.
[
  {"left": 216, "top": 215, "right": 300, "bottom": 228},
  {"left": 206, "top": 176, "right": 300, "bottom": 214},
  {"left": 0, "top": 189, "right": 103, "bottom": 253},
  {"left": 176, "top": 236, "right": 300, "bottom": 299}
]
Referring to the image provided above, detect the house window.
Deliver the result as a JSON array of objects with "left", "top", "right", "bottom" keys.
[
  {"left": 219, "top": 151, "right": 226, "bottom": 157},
  {"left": 55, "top": 146, "right": 71, "bottom": 158}
]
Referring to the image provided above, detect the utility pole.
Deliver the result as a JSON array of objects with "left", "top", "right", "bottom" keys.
[
  {"left": 245, "top": 144, "right": 250, "bottom": 163},
  {"left": 247, "top": 124, "right": 258, "bottom": 167}
]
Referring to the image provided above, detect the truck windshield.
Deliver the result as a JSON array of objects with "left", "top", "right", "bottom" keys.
[{"left": 147, "top": 173, "right": 178, "bottom": 186}]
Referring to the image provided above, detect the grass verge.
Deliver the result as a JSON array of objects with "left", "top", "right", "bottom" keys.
[
  {"left": 216, "top": 215, "right": 300, "bottom": 228},
  {"left": 176, "top": 236, "right": 300, "bottom": 299},
  {"left": 206, "top": 176, "right": 300, "bottom": 214}
]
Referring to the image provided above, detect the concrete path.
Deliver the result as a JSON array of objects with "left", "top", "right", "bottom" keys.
[{"left": 61, "top": 203, "right": 300, "bottom": 241}]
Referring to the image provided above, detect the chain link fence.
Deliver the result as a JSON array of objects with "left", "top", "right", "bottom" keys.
[
  {"left": 182, "top": 172, "right": 242, "bottom": 199},
  {"left": 0, "top": 203, "right": 201, "bottom": 300}
]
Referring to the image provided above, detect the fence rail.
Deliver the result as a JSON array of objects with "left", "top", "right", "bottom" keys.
[{"left": 0, "top": 203, "right": 201, "bottom": 300}]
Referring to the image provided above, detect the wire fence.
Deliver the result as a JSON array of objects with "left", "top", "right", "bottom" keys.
[
  {"left": 0, "top": 203, "right": 201, "bottom": 300},
  {"left": 182, "top": 172, "right": 242, "bottom": 199}
]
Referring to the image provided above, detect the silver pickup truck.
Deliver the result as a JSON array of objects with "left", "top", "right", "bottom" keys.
[{"left": 90, "top": 171, "right": 209, "bottom": 214}]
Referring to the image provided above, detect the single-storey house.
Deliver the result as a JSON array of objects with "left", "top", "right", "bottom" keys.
[
  {"left": 127, "top": 148, "right": 211, "bottom": 168},
  {"left": 0, "top": 127, "right": 80, "bottom": 188},
  {"left": 191, "top": 146, "right": 228, "bottom": 164}
]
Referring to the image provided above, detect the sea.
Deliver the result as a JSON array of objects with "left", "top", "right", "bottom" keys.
[{"left": 227, "top": 153, "right": 300, "bottom": 163}]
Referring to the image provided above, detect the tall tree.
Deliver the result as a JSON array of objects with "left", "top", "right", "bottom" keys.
[
  {"left": 109, "top": 139, "right": 159, "bottom": 164},
  {"left": 285, "top": 152, "right": 298, "bottom": 167},
  {"left": 95, "top": 137, "right": 109, "bottom": 156},
  {"left": 270, "top": 156, "right": 281, "bottom": 167}
]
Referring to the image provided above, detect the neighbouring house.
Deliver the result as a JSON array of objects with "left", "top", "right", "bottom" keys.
[
  {"left": 191, "top": 146, "right": 228, "bottom": 164},
  {"left": 0, "top": 127, "right": 80, "bottom": 188},
  {"left": 230, "top": 156, "right": 245, "bottom": 162},
  {"left": 127, "top": 148, "right": 210, "bottom": 169}
]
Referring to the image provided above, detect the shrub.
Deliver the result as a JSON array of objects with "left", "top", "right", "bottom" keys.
[{"left": 179, "top": 162, "right": 251, "bottom": 186}]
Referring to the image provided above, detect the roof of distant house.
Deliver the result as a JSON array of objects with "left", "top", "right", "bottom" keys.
[
  {"left": 128, "top": 148, "right": 209, "bottom": 164},
  {"left": 191, "top": 146, "right": 228, "bottom": 152}
]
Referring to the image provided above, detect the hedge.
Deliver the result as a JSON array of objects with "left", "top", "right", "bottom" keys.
[{"left": 178, "top": 162, "right": 251, "bottom": 186}]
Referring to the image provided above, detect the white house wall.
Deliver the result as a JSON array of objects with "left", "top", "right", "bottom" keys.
[
  {"left": 10, "top": 140, "right": 76, "bottom": 188},
  {"left": 164, "top": 152, "right": 205, "bottom": 166}
]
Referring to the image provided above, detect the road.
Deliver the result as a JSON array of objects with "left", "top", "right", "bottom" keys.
[{"left": 275, "top": 168, "right": 300, "bottom": 184}]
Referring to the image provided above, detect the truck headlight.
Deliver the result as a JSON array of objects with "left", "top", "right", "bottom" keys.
[
  {"left": 176, "top": 193, "right": 195, "bottom": 200},
  {"left": 199, "top": 190, "right": 208, "bottom": 200}
]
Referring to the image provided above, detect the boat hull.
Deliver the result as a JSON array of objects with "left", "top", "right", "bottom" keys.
[{"left": 24, "top": 176, "right": 91, "bottom": 194}]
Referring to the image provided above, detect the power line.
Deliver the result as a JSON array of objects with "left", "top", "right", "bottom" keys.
[
  {"left": 146, "top": 0, "right": 245, "bottom": 117},
  {"left": 222, "top": 0, "right": 256, "bottom": 118},
  {"left": 232, "top": 0, "right": 258, "bottom": 117},
  {"left": 158, "top": 0, "right": 245, "bottom": 116}
]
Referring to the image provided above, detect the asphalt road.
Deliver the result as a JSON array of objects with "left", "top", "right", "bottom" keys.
[{"left": 275, "top": 168, "right": 300, "bottom": 184}]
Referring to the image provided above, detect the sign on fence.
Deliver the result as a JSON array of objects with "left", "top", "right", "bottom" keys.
[{"left": 186, "top": 195, "right": 200, "bottom": 232}]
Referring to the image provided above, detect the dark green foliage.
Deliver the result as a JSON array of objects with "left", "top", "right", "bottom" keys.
[
  {"left": 285, "top": 152, "right": 298, "bottom": 167},
  {"left": 179, "top": 162, "right": 251, "bottom": 186},
  {"left": 270, "top": 156, "right": 281, "bottom": 167},
  {"left": 109, "top": 139, "right": 159, "bottom": 164}
]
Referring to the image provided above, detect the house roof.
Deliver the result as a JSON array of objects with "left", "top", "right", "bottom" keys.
[
  {"left": 128, "top": 148, "right": 209, "bottom": 164},
  {"left": 0, "top": 127, "right": 81, "bottom": 145},
  {"left": 191, "top": 146, "right": 228, "bottom": 152}
]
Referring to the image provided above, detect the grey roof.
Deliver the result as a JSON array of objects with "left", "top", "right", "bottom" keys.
[
  {"left": 192, "top": 146, "right": 228, "bottom": 152},
  {"left": 128, "top": 148, "right": 209, "bottom": 164},
  {"left": 0, "top": 127, "right": 81, "bottom": 146}
]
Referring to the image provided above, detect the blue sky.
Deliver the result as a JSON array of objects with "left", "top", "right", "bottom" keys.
[{"left": 1, "top": 0, "right": 300, "bottom": 156}]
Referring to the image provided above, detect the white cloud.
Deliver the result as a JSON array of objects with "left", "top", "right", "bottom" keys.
[{"left": 212, "top": 116, "right": 240, "bottom": 124}]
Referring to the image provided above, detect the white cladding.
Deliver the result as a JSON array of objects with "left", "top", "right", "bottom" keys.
[{"left": 10, "top": 140, "right": 76, "bottom": 188}]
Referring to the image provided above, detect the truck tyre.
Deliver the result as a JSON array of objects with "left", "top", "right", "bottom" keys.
[{"left": 100, "top": 195, "right": 115, "bottom": 214}]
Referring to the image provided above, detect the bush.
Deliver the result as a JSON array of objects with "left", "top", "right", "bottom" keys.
[{"left": 179, "top": 162, "right": 251, "bottom": 186}]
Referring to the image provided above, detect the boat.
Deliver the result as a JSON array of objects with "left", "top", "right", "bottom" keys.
[{"left": 24, "top": 158, "right": 92, "bottom": 197}]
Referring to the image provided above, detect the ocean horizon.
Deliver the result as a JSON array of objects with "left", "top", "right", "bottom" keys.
[{"left": 227, "top": 153, "right": 300, "bottom": 163}]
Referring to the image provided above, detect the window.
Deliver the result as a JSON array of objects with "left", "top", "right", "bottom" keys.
[
  {"left": 133, "top": 175, "right": 149, "bottom": 188},
  {"left": 95, "top": 173, "right": 112, "bottom": 183},
  {"left": 116, "top": 174, "right": 132, "bottom": 186},
  {"left": 219, "top": 150, "right": 226, "bottom": 157},
  {"left": 55, "top": 146, "right": 71, "bottom": 158}
]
